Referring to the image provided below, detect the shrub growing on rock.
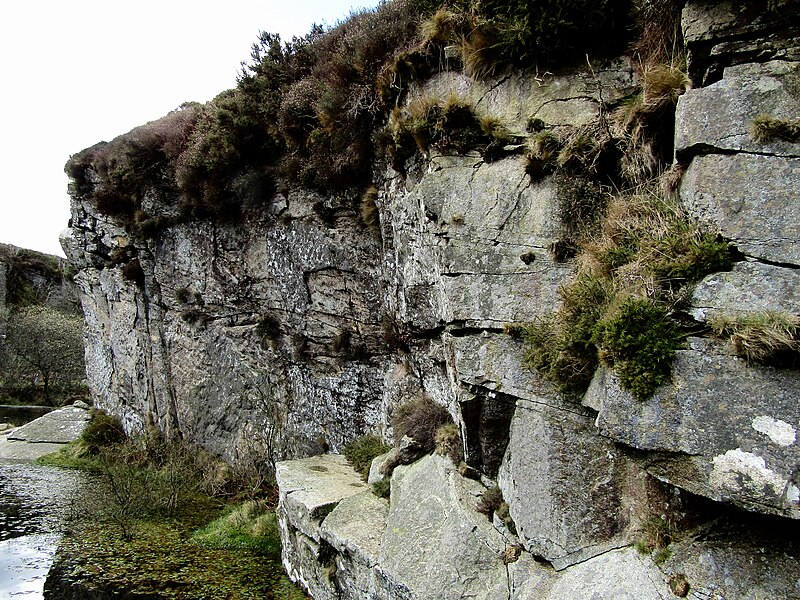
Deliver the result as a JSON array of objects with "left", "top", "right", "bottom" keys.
[
  {"left": 392, "top": 396, "right": 453, "bottom": 455},
  {"left": 81, "top": 410, "right": 126, "bottom": 454},
  {"left": 343, "top": 434, "right": 390, "bottom": 480}
]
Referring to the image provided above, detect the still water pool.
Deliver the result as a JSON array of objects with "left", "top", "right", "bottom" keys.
[{"left": 0, "top": 461, "right": 89, "bottom": 599}]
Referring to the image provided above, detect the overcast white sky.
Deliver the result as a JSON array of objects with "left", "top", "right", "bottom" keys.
[{"left": 0, "top": 0, "right": 379, "bottom": 257}]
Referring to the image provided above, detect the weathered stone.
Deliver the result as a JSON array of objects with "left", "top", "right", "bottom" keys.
[
  {"left": 391, "top": 155, "right": 572, "bottom": 329},
  {"left": 680, "top": 153, "right": 800, "bottom": 265},
  {"left": 379, "top": 454, "right": 509, "bottom": 600},
  {"left": 6, "top": 404, "right": 90, "bottom": 444},
  {"left": 541, "top": 548, "right": 671, "bottom": 600},
  {"left": 368, "top": 450, "right": 398, "bottom": 485},
  {"left": 277, "top": 455, "right": 368, "bottom": 538},
  {"left": 320, "top": 491, "right": 390, "bottom": 600},
  {"left": 660, "top": 514, "right": 800, "bottom": 600},
  {"left": 396, "top": 436, "right": 424, "bottom": 465},
  {"left": 682, "top": 0, "right": 800, "bottom": 85},
  {"left": 497, "top": 398, "right": 639, "bottom": 569},
  {"left": 589, "top": 338, "right": 800, "bottom": 519},
  {"left": 419, "top": 61, "right": 636, "bottom": 134},
  {"left": 276, "top": 454, "right": 369, "bottom": 599},
  {"left": 676, "top": 60, "right": 800, "bottom": 159},
  {"left": 689, "top": 261, "right": 800, "bottom": 322}
]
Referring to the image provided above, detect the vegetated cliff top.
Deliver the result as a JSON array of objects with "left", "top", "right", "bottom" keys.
[
  {"left": 63, "top": 0, "right": 675, "bottom": 233},
  {"left": 0, "top": 242, "right": 76, "bottom": 308}
]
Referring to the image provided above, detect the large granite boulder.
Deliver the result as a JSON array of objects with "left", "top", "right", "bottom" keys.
[{"left": 587, "top": 338, "right": 800, "bottom": 519}]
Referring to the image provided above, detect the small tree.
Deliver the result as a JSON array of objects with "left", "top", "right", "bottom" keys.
[{"left": 2, "top": 305, "right": 85, "bottom": 404}]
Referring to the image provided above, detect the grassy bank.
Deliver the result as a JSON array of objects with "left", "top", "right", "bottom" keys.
[
  {"left": 51, "top": 498, "right": 306, "bottom": 599},
  {"left": 40, "top": 412, "right": 307, "bottom": 599}
]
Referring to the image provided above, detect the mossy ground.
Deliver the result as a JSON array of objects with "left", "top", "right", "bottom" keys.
[{"left": 56, "top": 498, "right": 307, "bottom": 599}]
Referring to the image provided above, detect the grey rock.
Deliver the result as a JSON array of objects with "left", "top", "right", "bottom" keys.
[
  {"left": 419, "top": 61, "right": 635, "bottom": 135},
  {"left": 276, "top": 454, "right": 369, "bottom": 600},
  {"left": 497, "top": 397, "right": 642, "bottom": 569},
  {"left": 690, "top": 261, "right": 800, "bottom": 322},
  {"left": 680, "top": 153, "right": 800, "bottom": 265},
  {"left": 676, "top": 60, "right": 800, "bottom": 159},
  {"left": 276, "top": 454, "right": 368, "bottom": 538},
  {"left": 379, "top": 454, "right": 509, "bottom": 600},
  {"left": 396, "top": 435, "right": 425, "bottom": 465},
  {"left": 682, "top": 0, "right": 800, "bottom": 85},
  {"left": 541, "top": 548, "right": 671, "bottom": 600},
  {"left": 320, "top": 491, "right": 391, "bottom": 600},
  {"left": 660, "top": 517, "right": 800, "bottom": 600},
  {"left": 368, "top": 450, "right": 399, "bottom": 485},
  {"left": 589, "top": 338, "right": 800, "bottom": 519},
  {"left": 7, "top": 404, "right": 90, "bottom": 444}
]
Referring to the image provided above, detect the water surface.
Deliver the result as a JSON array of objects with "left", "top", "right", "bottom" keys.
[{"left": 0, "top": 461, "right": 88, "bottom": 599}]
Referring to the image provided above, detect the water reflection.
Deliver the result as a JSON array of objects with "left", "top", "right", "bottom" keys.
[{"left": 0, "top": 462, "right": 88, "bottom": 599}]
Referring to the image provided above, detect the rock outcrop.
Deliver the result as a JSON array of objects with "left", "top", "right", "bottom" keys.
[{"left": 62, "top": 0, "right": 800, "bottom": 597}]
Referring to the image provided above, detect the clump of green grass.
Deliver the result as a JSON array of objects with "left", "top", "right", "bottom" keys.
[
  {"left": 191, "top": 501, "right": 282, "bottom": 556},
  {"left": 434, "top": 423, "right": 463, "bottom": 465},
  {"left": 81, "top": 410, "right": 127, "bottom": 454},
  {"left": 709, "top": 311, "right": 800, "bottom": 363},
  {"left": 525, "top": 130, "right": 561, "bottom": 178},
  {"left": 593, "top": 297, "right": 682, "bottom": 400},
  {"left": 635, "top": 515, "right": 677, "bottom": 565},
  {"left": 372, "top": 478, "right": 391, "bottom": 499},
  {"left": 750, "top": 115, "right": 800, "bottom": 143},
  {"left": 612, "top": 63, "right": 690, "bottom": 185},
  {"left": 343, "top": 434, "right": 390, "bottom": 480},
  {"left": 388, "top": 95, "right": 499, "bottom": 158},
  {"left": 517, "top": 273, "right": 611, "bottom": 396},
  {"left": 514, "top": 184, "right": 731, "bottom": 400}
]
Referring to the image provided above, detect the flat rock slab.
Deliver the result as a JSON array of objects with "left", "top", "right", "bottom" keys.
[
  {"left": 6, "top": 405, "right": 90, "bottom": 445},
  {"left": 589, "top": 338, "right": 800, "bottom": 519},
  {"left": 0, "top": 436, "right": 65, "bottom": 461},
  {"left": 690, "top": 261, "right": 800, "bottom": 322},
  {"left": 680, "top": 153, "right": 800, "bottom": 265},
  {"left": 276, "top": 454, "right": 368, "bottom": 540},
  {"left": 676, "top": 60, "right": 800, "bottom": 158}
]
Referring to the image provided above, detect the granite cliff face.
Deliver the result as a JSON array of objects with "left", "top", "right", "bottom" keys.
[{"left": 62, "top": 1, "right": 800, "bottom": 598}]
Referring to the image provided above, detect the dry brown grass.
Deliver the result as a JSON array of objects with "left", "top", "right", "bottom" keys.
[
  {"left": 709, "top": 312, "right": 800, "bottom": 363},
  {"left": 751, "top": 115, "right": 800, "bottom": 143}
]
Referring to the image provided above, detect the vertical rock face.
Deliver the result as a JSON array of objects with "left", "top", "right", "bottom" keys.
[{"left": 63, "top": 0, "right": 800, "bottom": 597}]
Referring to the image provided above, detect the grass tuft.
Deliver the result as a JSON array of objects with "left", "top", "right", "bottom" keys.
[
  {"left": 751, "top": 115, "right": 800, "bottom": 143},
  {"left": 191, "top": 501, "right": 282, "bottom": 556},
  {"left": 392, "top": 396, "right": 452, "bottom": 454},
  {"left": 709, "top": 311, "right": 800, "bottom": 363}
]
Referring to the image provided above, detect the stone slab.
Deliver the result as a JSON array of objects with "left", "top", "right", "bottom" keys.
[
  {"left": 379, "top": 454, "right": 509, "bottom": 600},
  {"left": 589, "top": 338, "right": 800, "bottom": 519},
  {"left": 680, "top": 153, "right": 800, "bottom": 265},
  {"left": 6, "top": 404, "right": 90, "bottom": 445},
  {"left": 276, "top": 454, "right": 368, "bottom": 540},
  {"left": 676, "top": 60, "right": 800, "bottom": 158},
  {"left": 690, "top": 261, "right": 800, "bottom": 322},
  {"left": 497, "top": 398, "right": 636, "bottom": 569},
  {"left": 0, "top": 436, "right": 65, "bottom": 461}
]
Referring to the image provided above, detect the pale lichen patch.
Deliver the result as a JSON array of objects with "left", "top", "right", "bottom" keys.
[{"left": 751, "top": 415, "right": 797, "bottom": 447}]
